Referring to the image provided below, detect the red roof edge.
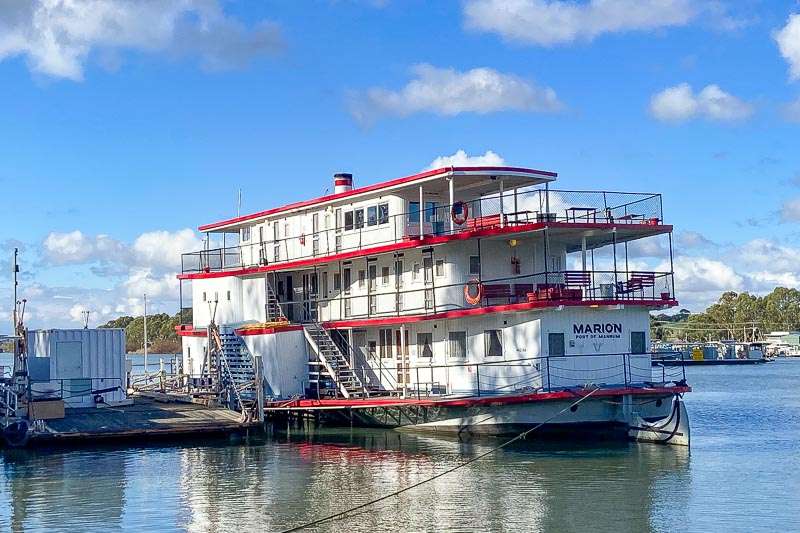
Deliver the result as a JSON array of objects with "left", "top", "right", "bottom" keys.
[{"left": 198, "top": 165, "right": 557, "bottom": 232}]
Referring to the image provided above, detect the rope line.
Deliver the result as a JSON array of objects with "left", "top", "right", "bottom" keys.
[{"left": 279, "top": 386, "right": 600, "bottom": 533}]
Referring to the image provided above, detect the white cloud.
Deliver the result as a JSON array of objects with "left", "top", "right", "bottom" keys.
[
  {"left": 676, "top": 230, "right": 715, "bottom": 249},
  {"left": 649, "top": 83, "right": 753, "bottom": 123},
  {"left": 42, "top": 230, "right": 127, "bottom": 265},
  {"left": 123, "top": 268, "right": 179, "bottom": 300},
  {"left": 463, "top": 0, "right": 697, "bottom": 46},
  {"left": 426, "top": 150, "right": 506, "bottom": 170},
  {"left": 132, "top": 229, "right": 203, "bottom": 271},
  {"left": 775, "top": 13, "right": 800, "bottom": 81},
  {"left": 0, "top": 0, "right": 282, "bottom": 81},
  {"left": 348, "top": 64, "right": 562, "bottom": 125}
]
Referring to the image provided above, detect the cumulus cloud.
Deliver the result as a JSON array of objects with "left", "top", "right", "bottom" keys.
[
  {"left": 426, "top": 150, "right": 506, "bottom": 170},
  {"left": 676, "top": 230, "right": 715, "bottom": 249},
  {"left": 132, "top": 229, "right": 203, "bottom": 270},
  {"left": 463, "top": 0, "right": 697, "bottom": 46},
  {"left": 649, "top": 83, "right": 753, "bottom": 123},
  {"left": 348, "top": 64, "right": 562, "bottom": 125},
  {"left": 42, "top": 230, "right": 127, "bottom": 265},
  {"left": 0, "top": 0, "right": 283, "bottom": 81},
  {"left": 775, "top": 13, "right": 800, "bottom": 81}
]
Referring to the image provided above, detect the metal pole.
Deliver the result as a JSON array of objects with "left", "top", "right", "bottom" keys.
[
  {"left": 476, "top": 364, "right": 481, "bottom": 396},
  {"left": 143, "top": 294, "right": 148, "bottom": 377},
  {"left": 418, "top": 185, "right": 424, "bottom": 237},
  {"left": 12, "top": 248, "right": 18, "bottom": 333},
  {"left": 448, "top": 177, "right": 455, "bottom": 233},
  {"left": 499, "top": 180, "right": 505, "bottom": 228}
]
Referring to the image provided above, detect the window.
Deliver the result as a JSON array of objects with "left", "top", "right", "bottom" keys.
[
  {"left": 424, "top": 288, "right": 434, "bottom": 310},
  {"left": 333, "top": 272, "right": 341, "bottom": 291},
  {"left": 343, "top": 268, "right": 351, "bottom": 293},
  {"left": 226, "top": 290, "right": 231, "bottom": 301},
  {"left": 368, "top": 340, "right": 377, "bottom": 358},
  {"left": 378, "top": 203, "right": 389, "bottom": 224},
  {"left": 354, "top": 208, "right": 365, "bottom": 229},
  {"left": 382, "top": 266, "right": 390, "bottom": 285},
  {"left": 241, "top": 227, "right": 250, "bottom": 241},
  {"left": 367, "top": 205, "right": 378, "bottom": 226},
  {"left": 485, "top": 330, "right": 503, "bottom": 357},
  {"left": 379, "top": 329, "right": 393, "bottom": 358},
  {"left": 435, "top": 259, "right": 445, "bottom": 277},
  {"left": 412, "top": 263, "right": 420, "bottom": 281},
  {"left": 449, "top": 331, "right": 467, "bottom": 359},
  {"left": 202, "top": 292, "right": 207, "bottom": 302},
  {"left": 631, "top": 331, "right": 646, "bottom": 354},
  {"left": 548, "top": 333, "right": 565, "bottom": 356},
  {"left": 321, "top": 272, "right": 328, "bottom": 296},
  {"left": 424, "top": 201, "right": 438, "bottom": 223},
  {"left": 417, "top": 332, "right": 433, "bottom": 358},
  {"left": 369, "top": 295, "right": 377, "bottom": 314},
  {"left": 344, "top": 298, "right": 352, "bottom": 317},
  {"left": 335, "top": 208, "right": 343, "bottom": 231},
  {"left": 408, "top": 201, "right": 420, "bottom": 224},
  {"left": 344, "top": 210, "right": 354, "bottom": 231},
  {"left": 469, "top": 256, "right": 481, "bottom": 276},
  {"left": 394, "top": 260, "right": 403, "bottom": 287},
  {"left": 358, "top": 270, "right": 366, "bottom": 288}
]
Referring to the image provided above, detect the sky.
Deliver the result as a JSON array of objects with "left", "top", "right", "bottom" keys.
[{"left": 2, "top": 0, "right": 800, "bottom": 332}]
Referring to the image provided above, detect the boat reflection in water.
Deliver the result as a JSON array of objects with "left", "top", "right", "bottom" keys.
[
  {"left": 0, "top": 429, "right": 689, "bottom": 532},
  {"left": 175, "top": 428, "right": 690, "bottom": 532}
]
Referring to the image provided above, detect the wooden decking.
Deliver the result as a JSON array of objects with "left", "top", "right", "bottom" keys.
[{"left": 28, "top": 395, "right": 259, "bottom": 444}]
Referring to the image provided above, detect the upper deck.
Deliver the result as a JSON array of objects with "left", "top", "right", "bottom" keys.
[{"left": 180, "top": 166, "right": 670, "bottom": 280}]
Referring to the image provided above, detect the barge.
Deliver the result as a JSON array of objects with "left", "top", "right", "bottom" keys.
[{"left": 175, "top": 165, "right": 690, "bottom": 445}]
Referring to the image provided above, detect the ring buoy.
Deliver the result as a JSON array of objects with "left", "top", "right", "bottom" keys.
[
  {"left": 451, "top": 201, "right": 469, "bottom": 226},
  {"left": 464, "top": 278, "right": 483, "bottom": 306}
]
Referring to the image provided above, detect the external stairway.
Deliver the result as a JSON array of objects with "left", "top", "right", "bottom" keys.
[{"left": 303, "top": 320, "right": 367, "bottom": 399}]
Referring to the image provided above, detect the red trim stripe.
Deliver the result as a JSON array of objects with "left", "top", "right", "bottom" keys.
[
  {"left": 198, "top": 166, "right": 557, "bottom": 232},
  {"left": 267, "top": 385, "right": 691, "bottom": 410},
  {"left": 179, "top": 222, "right": 672, "bottom": 280}
]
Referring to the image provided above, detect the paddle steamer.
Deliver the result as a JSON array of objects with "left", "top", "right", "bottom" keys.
[{"left": 176, "top": 166, "right": 690, "bottom": 444}]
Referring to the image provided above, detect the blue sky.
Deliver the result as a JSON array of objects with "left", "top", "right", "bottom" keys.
[{"left": 2, "top": 0, "right": 800, "bottom": 331}]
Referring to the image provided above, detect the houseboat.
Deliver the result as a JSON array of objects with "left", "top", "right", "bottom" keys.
[{"left": 175, "top": 166, "right": 690, "bottom": 445}]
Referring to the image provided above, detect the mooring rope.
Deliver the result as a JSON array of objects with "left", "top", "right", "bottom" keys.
[{"left": 279, "top": 386, "right": 601, "bottom": 533}]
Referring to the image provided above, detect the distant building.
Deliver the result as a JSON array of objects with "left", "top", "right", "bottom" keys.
[{"left": 764, "top": 331, "right": 800, "bottom": 354}]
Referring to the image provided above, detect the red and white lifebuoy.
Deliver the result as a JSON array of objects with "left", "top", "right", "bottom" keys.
[
  {"left": 464, "top": 278, "right": 483, "bottom": 306},
  {"left": 451, "top": 200, "right": 469, "bottom": 226}
]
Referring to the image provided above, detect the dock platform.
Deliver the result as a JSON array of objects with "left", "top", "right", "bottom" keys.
[{"left": 25, "top": 395, "right": 260, "bottom": 445}]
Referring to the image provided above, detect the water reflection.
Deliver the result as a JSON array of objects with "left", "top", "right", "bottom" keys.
[{"left": 0, "top": 430, "right": 690, "bottom": 533}]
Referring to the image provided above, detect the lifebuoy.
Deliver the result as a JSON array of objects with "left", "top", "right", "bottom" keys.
[
  {"left": 451, "top": 201, "right": 469, "bottom": 226},
  {"left": 464, "top": 278, "right": 483, "bottom": 306}
]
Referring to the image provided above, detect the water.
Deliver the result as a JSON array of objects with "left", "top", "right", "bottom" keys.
[{"left": 1, "top": 361, "right": 799, "bottom": 532}]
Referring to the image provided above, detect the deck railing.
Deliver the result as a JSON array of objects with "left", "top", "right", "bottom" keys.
[
  {"left": 238, "top": 269, "right": 675, "bottom": 326},
  {"left": 181, "top": 187, "right": 664, "bottom": 275},
  {"left": 319, "top": 352, "right": 687, "bottom": 400}
]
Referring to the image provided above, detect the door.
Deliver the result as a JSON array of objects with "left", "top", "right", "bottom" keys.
[
  {"left": 548, "top": 333, "right": 565, "bottom": 356},
  {"left": 285, "top": 275, "right": 294, "bottom": 321},
  {"left": 302, "top": 273, "right": 318, "bottom": 321},
  {"left": 395, "top": 329, "right": 410, "bottom": 387},
  {"left": 631, "top": 331, "right": 646, "bottom": 354}
]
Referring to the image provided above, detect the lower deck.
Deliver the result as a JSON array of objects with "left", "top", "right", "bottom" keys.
[{"left": 13, "top": 395, "right": 259, "bottom": 447}]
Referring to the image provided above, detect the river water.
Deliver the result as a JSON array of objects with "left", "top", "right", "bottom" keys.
[{"left": 1, "top": 360, "right": 798, "bottom": 532}]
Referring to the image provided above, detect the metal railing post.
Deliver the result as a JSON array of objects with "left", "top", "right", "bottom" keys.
[
  {"left": 623, "top": 354, "right": 628, "bottom": 386},
  {"left": 416, "top": 367, "right": 420, "bottom": 400},
  {"left": 546, "top": 357, "right": 551, "bottom": 392},
  {"left": 476, "top": 364, "right": 481, "bottom": 397}
]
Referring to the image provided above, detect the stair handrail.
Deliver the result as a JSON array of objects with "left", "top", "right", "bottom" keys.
[{"left": 302, "top": 323, "right": 355, "bottom": 399}]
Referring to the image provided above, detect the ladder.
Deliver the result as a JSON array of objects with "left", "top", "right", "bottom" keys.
[
  {"left": 208, "top": 326, "right": 259, "bottom": 414},
  {"left": 265, "top": 276, "right": 286, "bottom": 322},
  {"left": 303, "top": 321, "right": 367, "bottom": 399}
]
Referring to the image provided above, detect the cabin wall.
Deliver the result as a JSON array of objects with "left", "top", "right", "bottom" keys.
[
  {"left": 241, "top": 330, "right": 306, "bottom": 399},
  {"left": 191, "top": 277, "right": 243, "bottom": 328}
]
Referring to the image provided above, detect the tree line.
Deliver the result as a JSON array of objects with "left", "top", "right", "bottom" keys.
[
  {"left": 100, "top": 311, "right": 187, "bottom": 353},
  {"left": 651, "top": 287, "right": 800, "bottom": 342}
]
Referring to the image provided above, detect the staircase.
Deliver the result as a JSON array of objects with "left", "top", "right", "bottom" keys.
[
  {"left": 209, "top": 326, "right": 259, "bottom": 413},
  {"left": 303, "top": 321, "right": 367, "bottom": 399}
]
